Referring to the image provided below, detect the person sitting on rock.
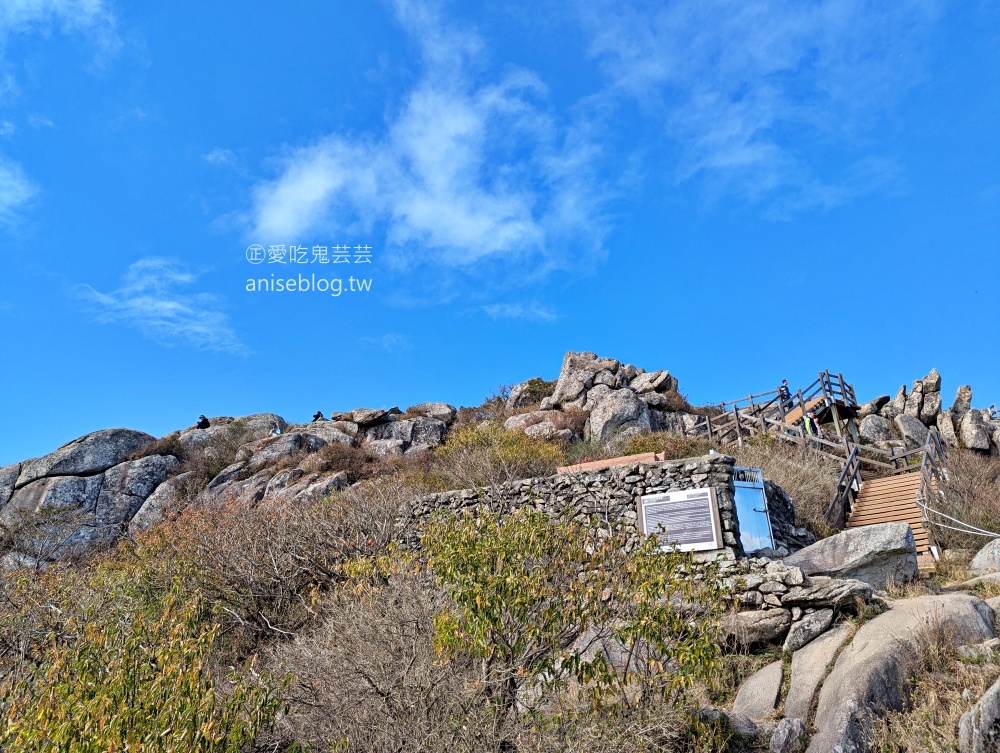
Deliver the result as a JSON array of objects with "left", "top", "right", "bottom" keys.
[
  {"left": 990, "top": 404, "right": 998, "bottom": 420},
  {"left": 196, "top": 415, "right": 210, "bottom": 429},
  {"left": 268, "top": 421, "right": 282, "bottom": 437},
  {"left": 312, "top": 411, "right": 326, "bottom": 422}
]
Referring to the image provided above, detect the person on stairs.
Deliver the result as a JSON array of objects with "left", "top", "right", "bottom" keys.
[
  {"left": 778, "top": 379, "right": 793, "bottom": 412},
  {"left": 803, "top": 410, "right": 825, "bottom": 441}
]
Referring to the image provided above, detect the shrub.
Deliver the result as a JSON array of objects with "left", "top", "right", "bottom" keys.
[
  {"left": 616, "top": 430, "right": 716, "bottom": 460},
  {"left": 129, "top": 478, "right": 409, "bottom": 659},
  {"left": 423, "top": 509, "right": 724, "bottom": 744},
  {"left": 180, "top": 420, "right": 259, "bottom": 493},
  {"left": 264, "top": 572, "right": 480, "bottom": 753},
  {"left": 129, "top": 431, "right": 187, "bottom": 463},
  {"left": 931, "top": 449, "right": 1000, "bottom": 550},
  {"left": 0, "top": 588, "right": 286, "bottom": 753},
  {"left": 515, "top": 377, "right": 557, "bottom": 406},
  {"left": 298, "top": 440, "right": 380, "bottom": 482},
  {"left": 434, "top": 422, "right": 564, "bottom": 489}
]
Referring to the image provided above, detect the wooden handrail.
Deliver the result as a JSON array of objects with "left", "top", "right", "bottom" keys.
[{"left": 826, "top": 444, "right": 862, "bottom": 529}]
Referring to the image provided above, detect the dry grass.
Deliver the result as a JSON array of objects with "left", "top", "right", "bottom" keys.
[
  {"left": 931, "top": 450, "right": 1000, "bottom": 550},
  {"left": 729, "top": 437, "right": 839, "bottom": 538},
  {"left": 863, "top": 618, "right": 1000, "bottom": 752}
]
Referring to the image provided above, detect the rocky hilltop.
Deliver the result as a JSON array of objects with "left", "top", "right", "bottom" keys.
[{"left": 2, "top": 351, "right": 998, "bottom": 568}]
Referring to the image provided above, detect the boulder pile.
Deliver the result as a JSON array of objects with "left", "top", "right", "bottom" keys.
[{"left": 859, "top": 368, "right": 1000, "bottom": 452}]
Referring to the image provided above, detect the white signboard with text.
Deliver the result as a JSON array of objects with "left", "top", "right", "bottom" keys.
[{"left": 638, "top": 487, "right": 723, "bottom": 552}]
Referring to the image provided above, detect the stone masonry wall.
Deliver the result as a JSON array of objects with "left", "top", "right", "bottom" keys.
[{"left": 409, "top": 454, "right": 746, "bottom": 558}]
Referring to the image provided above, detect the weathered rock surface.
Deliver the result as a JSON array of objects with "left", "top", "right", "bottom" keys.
[
  {"left": 961, "top": 674, "right": 1000, "bottom": 753},
  {"left": 129, "top": 471, "right": 196, "bottom": 533},
  {"left": 15, "top": 428, "right": 155, "bottom": 488},
  {"left": 784, "top": 622, "right": 854, "bottom": 722},
  {"left": 722, "top": 609, "right": 792, "bottom": 646},
  {"left": 894, "top": 413, "right": 929, "bottom": 448},
  {"left": 0, "top": 462, "right": 21, "bottom": 510},
  {"left": 285, "top": 422, "right": 355, "bottom": 445},
  {"left": 920, "top": 391, "right": 942, "bottom": 426},
  {"left": 504, "top": 410, "right": 565, "bottom": 433},
  {"left": 542, "top": 351, "right": 622, "bottom": 410},
  {"left": 858, "top": 396, "right": 889, "bottom": 419},
  {"left": 783, "top": 522, "right": 917, "bottom": 587},
  {"left": 584, "top": 389, "right": 651, "bottom": 442},
  {"left": 260, "top": 471, "right": 348, "bottom": 507},
  {"left": 970, "top": 539, "right": 1000, "bottom": 575},
  {"left": 367, "top": 439, "right": 406, "bottom": 456},
  {"left": 769, "top": 718, "right": 807, "bottom": 753},
  {"left": 780, "top": 577, "right": 874, "bottom": 611},
  {"left": 903, "top": 382, "right": 923, "bottom": 418},
  {"left": 237, "top": 433, "right": 328, "bottom": 472},
  {"left": 1, "top": 475, "right": 104, "bottom": 524},
  {"left": 808, "top": 594, "right": 996, "bottom": 753},
  {"left": 859, "top": 415, "right": 891, "bottom": 444},
  {"left": 405, "top": 402, "right": 458, "bottom": 424},
  {"left": 783, "top": 608, "right": 834, "bottom": 652},
  {"left": 732, "top": 660, "right": 783, "bottom": 721},
  {"left": 938, "top": 411, "right": 959, "bottom": 446},
  {"left": 352, "top": 408, "right": 389, "bottom": 426},
  {"left": 923, "top": 368, "right": 942, "bottom": 393},
  {"left": 630, "top": 369, "right": 678, "bottom": 395},
  {"left": 961, "top": 410, "right": 991, "bottom": 451},
  {"left": 953, "top": 385, "right": 974, "bottom": 421}
]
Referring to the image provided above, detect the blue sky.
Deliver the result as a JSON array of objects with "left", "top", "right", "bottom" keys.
[{"left": 1, "top": 0, "right": 998, "bottom": 466}]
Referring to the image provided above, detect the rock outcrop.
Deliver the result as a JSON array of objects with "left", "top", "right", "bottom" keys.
[
  {"left": 783, "top": 522, "right": 917, "bottom": 587},
  {"left": 808, "top": 594, "right": 996, "bottom": 753}
]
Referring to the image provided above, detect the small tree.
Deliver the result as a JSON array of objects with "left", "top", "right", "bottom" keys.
[
  {"left": 423, "top": 510, "right": 723, "bottom": 743},
  {"left": 0, "top": 589, "right": 287, "bottom": 753}
]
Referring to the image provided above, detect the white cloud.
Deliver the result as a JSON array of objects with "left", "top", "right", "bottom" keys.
[
  {"left": 580, "top": 0, "right": 939, "bottom": 210},
  {"left": 250, "top": 0, "right": 606, "bottom": 277},
  {"left": 481, "top": 303, "right": 556, "bottom": 322},
  {"left": 203, "top": 148, "right": 239, "bottom": 168},
  {"left": 359, "top": 333, "right": 414, "bottom": 352},
  {"left": 80, "top": 258, "right": 245, "bottom": 355},
  {"left": 0, "top": 1, "right": 118, "bottom": 228},
  {"left": 0, "top": 157, "right": 36, "bottom": 224},
  {"left": 0, "top": 0, "right": 118, "bottom": 59}
]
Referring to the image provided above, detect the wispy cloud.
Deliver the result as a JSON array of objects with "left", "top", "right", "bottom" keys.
[
  {"left": 250, "top": 0, "right": 607, "bottom": 278},
  {"left": 580, "top": 0, "right": 939, "bottom": 212},
  {"left": 0, "top": 157, "right": 36, "bottom": 224},
  {"left": 481, "top": 302, "right": 556, "bottom": 322},
  {"left": 203, "top": 148, "right": 239, "bottom": 169},
  {"left": 0, "top": 0, "right": 119, "bottom": 63},
  {"left": 359, "top": 332, "right": 414, "bottom": 352},
  {"left": 0, "top": 1, "right": 119, "bottom": 226},
  {"left": 80, "top": 258, "right": 246, "bottom": 355}
]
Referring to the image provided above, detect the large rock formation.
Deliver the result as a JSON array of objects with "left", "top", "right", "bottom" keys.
[
  {"left": 15, "top": 428, "right": 155, "bottom": 488},
  {"left": 808, "top": 594, "right": 996, "bottom": 753},
  {"left": 783, "top": 522, "right": 917, "bottom": 587},
  {"left": 584, "top": 389, "right": 652, "bottom": 442}
]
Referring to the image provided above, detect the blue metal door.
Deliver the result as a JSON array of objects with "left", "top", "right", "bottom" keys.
[{"left": 733, "top": 467, "right": 774, "bottom": 553}]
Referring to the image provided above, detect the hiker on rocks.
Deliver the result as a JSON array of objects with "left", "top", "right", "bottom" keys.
[
  {"left": 803, "top": 410, "right": 825, "bottom": 440},
  {"left": 195, "top": 415, "right": 210, "bottom": 429},
  {"left": 268, "top": 421, "right": 282, "bottom": 437},
  {"left": 990, "top": 404, "right": 998, "bottom": 420},
  {"left": 312, "top": 411, "right": 326, "bottom": 422}
]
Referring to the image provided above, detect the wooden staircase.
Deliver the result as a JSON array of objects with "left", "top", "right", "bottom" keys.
[
  {"left": 845, "top": 473, "right": 937, "bottom": 575},
  {"left": 771, "top": 397, "right": 825, "bottom": 431}
]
